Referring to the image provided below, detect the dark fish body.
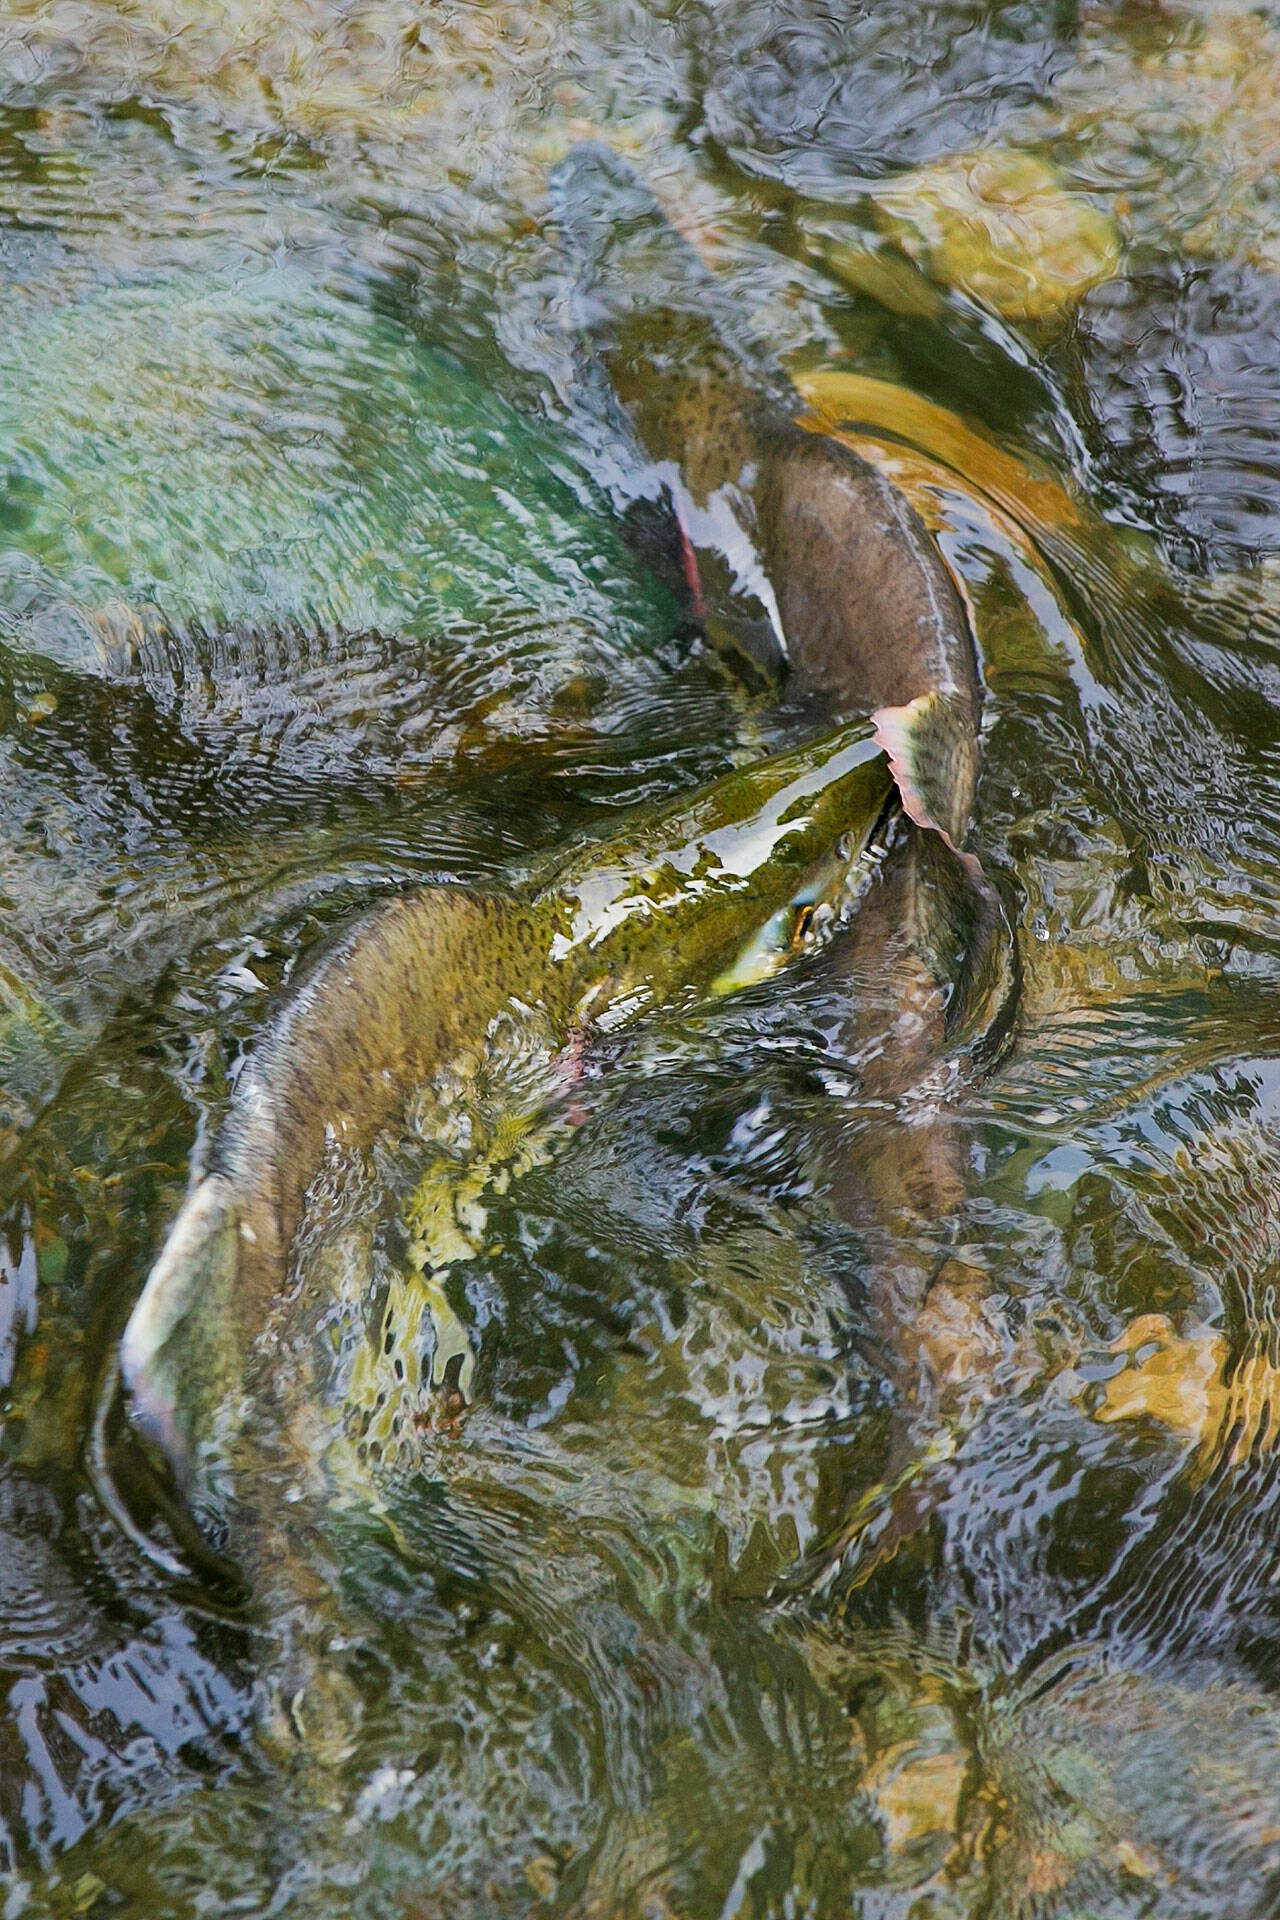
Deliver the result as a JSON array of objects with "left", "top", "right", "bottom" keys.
[
  {"left": 550, "top": 142, "right": 982, "bottom": 847},
  {"left": 550, "top": 145, "right": 1022, "bottom": 1073},
  {"left": 756, "top": 436, "right": 980, "bottom": 845}
]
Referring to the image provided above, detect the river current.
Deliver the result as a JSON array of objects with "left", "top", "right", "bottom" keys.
[{"left": 3, "top": 3, "right": 1280, "bottom": 1913}]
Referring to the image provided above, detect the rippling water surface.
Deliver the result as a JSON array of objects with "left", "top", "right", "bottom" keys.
[{"left": 4, "top": 2, "right": 1280, "bottom": 1913}]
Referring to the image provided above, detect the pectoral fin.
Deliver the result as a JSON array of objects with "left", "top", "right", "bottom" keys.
[{"left": 872, "top": 691, "right": 978, "bottom": 853}]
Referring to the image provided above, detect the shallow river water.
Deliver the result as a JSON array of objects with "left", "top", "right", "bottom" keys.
[{"left": 4, "top": 2, "right": 1280, "bottom": 1914}]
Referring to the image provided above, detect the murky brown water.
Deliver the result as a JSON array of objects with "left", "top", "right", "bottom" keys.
[{"left": 4, "top": 2, "right": 1280, "bottom": 1913}]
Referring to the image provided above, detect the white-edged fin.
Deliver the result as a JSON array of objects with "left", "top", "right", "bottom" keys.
[
  {"left": 120, "top": 1174, "right": 237, "bottom": 1473},
  {"left": 872, "top": 692, "right": 977, "bottom": 853},
  {"left": 874, "top": 695, "right": 1017, "bottom": 1067}
]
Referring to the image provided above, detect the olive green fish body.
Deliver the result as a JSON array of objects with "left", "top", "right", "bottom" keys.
[
  {"left": 552, "top": 142, "right": 794, "bottom": 500},
  {"left": 593, "top": 309, "right": 773, "bottom": 511},
  {"left": 122, "top": 723, "right": 891, "bottom": 1512},
  {"left": 543, "top": 718, "right": 889, "bottom": 1020},
  {"left": 120, "top": 885, "right": 527, "bottom": 1503}
]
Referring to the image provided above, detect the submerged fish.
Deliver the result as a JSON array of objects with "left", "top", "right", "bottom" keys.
[
  {"left": 550, "top": 139, "right": 1016, "bottom": 1089},
  {"left": 550, "top": 142, "right": 984, "bottom": 850},
  {"left": 551, "top": 145, "right": 1021, "bottom": 1586},
  {"left": 122, "top": 723, "right": 890, "bottom": 1551},
  {"left": 118, "top": 154, "right": 1009, "bottom": 1696}
]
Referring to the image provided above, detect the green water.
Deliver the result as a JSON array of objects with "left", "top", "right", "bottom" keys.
[{"left": 4, "top": 2, "right": 1280, "bottom": 1913}]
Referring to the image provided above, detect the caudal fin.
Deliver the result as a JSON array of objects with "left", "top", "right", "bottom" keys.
[
  {"left": 872, "top": 687, "right": 1019, "bottom": 1066},
  {"left": 904, "top": 812, "right": 1019, "bottom": 1076}
]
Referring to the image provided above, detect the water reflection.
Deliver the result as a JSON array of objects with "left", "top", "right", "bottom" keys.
[
  {"left": 697, "top": 0, "right": 1076, "bottom": 190},
  {"left": 1068, "top": 258, "right": 1280, "bottom": 567},
  {"left": 4, "top": 0, "right": 1280, "bottom": 1913}
]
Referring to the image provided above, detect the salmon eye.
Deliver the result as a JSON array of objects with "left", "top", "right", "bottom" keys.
[{"left": 792, "top": 903, "right": 816, "bottom": 947}]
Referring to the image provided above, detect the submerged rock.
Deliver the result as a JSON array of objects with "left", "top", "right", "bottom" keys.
[
  {"left": 803, "top": 1621, "right": 1280, "bottom": 1916},
  {"left": 871, "top": 148, "right": 1122, "bottom": 323},
  {"left": 696, "top": 0, "right": 1074, "bottom": 193},
  {"left": 1021, "top": 0, "right": 1280, "bottom": 275}
]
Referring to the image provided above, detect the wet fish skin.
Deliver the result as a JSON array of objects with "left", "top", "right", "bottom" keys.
[
  {"left": 120, "top": 723, "right": 891, "bottom": 1760},
  {"left": 550, "top": 141, "right": 981, "bottom": 845},
  {"left": 121, "top": 719, "right": 891, "bottom": 1509},
  {"left": 815, "top": 818, "right": 1017, "bottom": 1341},
  {"left": 550, "top": 148, "right": 1012, "bottom": 1063},
  {"left": 549, "top": 150, "right": 1013, "bottom": 1136},
  {"left": 754, "top": 434, "right": 980, "bottom": 846},
  {"left": 120, "top": 886, "right": 542, "bottom": 1509}
]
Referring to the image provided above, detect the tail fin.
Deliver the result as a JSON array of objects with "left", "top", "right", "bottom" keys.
[
  {"left": 120, "top": 1174, "right": 241, "bottom": 1491},
  {"left": 899, "top": 812, "right": 1018, "bottom": 1079},
  {"left": 943, "top": 852, "right": 1020, "bottom": 1073}
]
